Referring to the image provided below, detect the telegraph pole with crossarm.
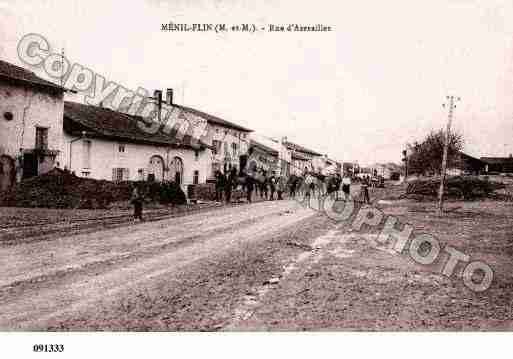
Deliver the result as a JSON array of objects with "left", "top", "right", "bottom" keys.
[{"left": 438, "top": 95, "right": 460, "bottom": 215}]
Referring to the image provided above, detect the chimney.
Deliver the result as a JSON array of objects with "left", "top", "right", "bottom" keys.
[
  {"left": 154, "top": 90, "right": 162, "bottom": 104},
  {"left": 166, "top": 88, "right": 173, "bottom": 106}
]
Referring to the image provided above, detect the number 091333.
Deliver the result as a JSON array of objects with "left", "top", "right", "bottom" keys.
[{"left": 33, "top": 344, "right": 64, "bottom": 352}]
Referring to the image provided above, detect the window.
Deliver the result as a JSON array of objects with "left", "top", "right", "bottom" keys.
[
  {"left": 212, "top": 140, "right": 221, "bottom": 155},
  {"left": 232, "top": 143, "right": 237, "bottom": 157},
  {"left": 137, "top": 168, "right": 145, "bottom": 181},
  {"left": 35, "top": 127, "right": 49, "bottom": 150},
  {"left": 81, "top": 171, "right": 90, "bottom": 177},
  {"left": 193, "top": 170, "right": 199, "bottom": 184},
  {"left": 195, "top": 150, "right": 199, "bottom": 161},
  {"left": 112, "top": 168, "right": 129, "bottom": 182},
  {"left": 82, "top": 140, "right": 92, "bottom": 169},
  {"left": 211, "top": 162, "right": 220, "bottom": 177},
  {"left": 3, "top": 111, "right": 13, "bottom": 121},
  {"left": 118, "top": 144, "right": 125, "bottom": 153}
]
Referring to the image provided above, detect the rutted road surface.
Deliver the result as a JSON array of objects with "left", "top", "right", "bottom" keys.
[
  {"left": 0, "top": 200, "right": 324, "bottom": 330},
  {"left": 1, "top": 194, "right": 511, "bottom": 330}
]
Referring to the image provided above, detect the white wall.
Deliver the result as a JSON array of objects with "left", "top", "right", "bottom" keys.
[
  {"left": 206, "top": 123, "right": 250, "bottom": 177},
  {"left": 62, "top": 133, "right": 209, "bottom": 191},
  {"left": 0, "top": 81, "right": 64, "bottom": 165}
]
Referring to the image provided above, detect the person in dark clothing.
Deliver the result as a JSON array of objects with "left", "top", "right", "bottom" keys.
[
  {"left": 131, "top": 186, "right": 144, "bottom": 221},
  {"left": 361, "top": 175, "right": 371, "bottom": 204},
  {"left": 225, "top": 167, "right": 237, "bottom": 204},
  {"left": 268, "top": 172, "right": 277, "bottom": 200},
  {"left": 245, "top": 175, "right": 254, "bottom": 203},
  {"left": 277, "top": 175, "right": 286, "bottom": 200},
  {"left": 260, "top": 170, "right": 268, "bottom": 199},
  {"left": 335, "top": 173, "right": 342, "bottom": 200},
  {"left": 288, "top": 175, "right": 297, "bottom": 198},
  {"left": 215, "top": 170, "right": 225, "bottom": 202}
]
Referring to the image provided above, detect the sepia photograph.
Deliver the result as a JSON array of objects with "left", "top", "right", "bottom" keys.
[{"left": 0, "top": 0, "right": 512, "bottom": 357}]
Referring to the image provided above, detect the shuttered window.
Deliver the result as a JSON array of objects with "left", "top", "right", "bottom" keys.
[
  {"left": 35, "top": 127, "right": 49, "bottom": 149},
  {"left": 112, "top": 168, "right": 129, "bottom": 182}
]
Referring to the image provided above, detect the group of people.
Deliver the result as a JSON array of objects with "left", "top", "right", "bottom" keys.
[
  {"left": 214, "top": 167, "right": 288, "bottom": 204},
  {"left": 289, "top": 169, "right": 372, "bottom": 205},
  {"left": 131, "top": 167, "right": 374, "bottom": 221}
]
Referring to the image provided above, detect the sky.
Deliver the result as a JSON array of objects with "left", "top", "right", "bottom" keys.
[{"left": 1, "top": 0, "right": 513, "bottom": 165}]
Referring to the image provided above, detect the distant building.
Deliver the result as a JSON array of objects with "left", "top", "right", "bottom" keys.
[
  {"left": 370, "top": 163, "right": 402, "bottom": 180},
  {"left": 447, "top": 152, "right": 486, "bottom": 175},
  {"left": 284, "top": 140, "right": 322, "bottom": 173},
  {"left": 342, "top": 162, "right": 359, "bottom": 176},
  {"left": 186, "top": 104, "right": 252, "bottom": 179},
  {"left": 248, "top": 138, "right": 279, "bottom": 173},
  {"left": 0, "top": 59, "right": 69, "bottom": 191},
  {"left": 291, "top": 152, "right": 309, "bottom": 175},
  {"left": 480, "top": 155, "right": 513, "bottom": 174}
]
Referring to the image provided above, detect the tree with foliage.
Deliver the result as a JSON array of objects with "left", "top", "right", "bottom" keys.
[{"left": 407, "top": 129, "right": 463, "bottom": 176}]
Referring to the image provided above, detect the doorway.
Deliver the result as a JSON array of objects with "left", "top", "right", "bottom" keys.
[{"left": 0, "top": 155, "right": 15, "bottom": 191}]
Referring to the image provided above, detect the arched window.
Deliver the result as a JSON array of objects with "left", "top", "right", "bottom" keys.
[
  {"left": 169, "top": 156, "right": 184, "bottom": 185},
  {"left": 148, "top": 155, "right": 165, "bottom": 182}
]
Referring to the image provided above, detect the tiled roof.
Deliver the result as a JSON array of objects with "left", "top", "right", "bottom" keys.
[
  {"left": 64, "top": 101, "right": 209, "bottom": 149},
  {"left": 250, "top": 139, "right": 279, "bottom": 156},
  {"left": 291, "top": 152, "right": 309, "bottom": 161},
  {"left": 0, "top": 59, "right": 66, "bottom": 92},
  {"left": 176, "top": 104, "right": 253, "bottom": 133},
  {"left": 284, "top": 140, "right": 322, "bottom": 156},
  {"left": 480, "top": 156, "right": 513, "bottom": 164}
]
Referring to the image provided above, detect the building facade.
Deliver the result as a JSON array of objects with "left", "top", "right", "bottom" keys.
[
  {"left": 284, "top": 140, "right": 322, "bottom": 174},
  {"left": 62, "top": 101, "right": 211, "bottom": 192},
  {"left": 480, "top": 155, "right": 513, "bottom": 174},
  {"left": 0, "top": 60, "right": 67, "bottom": 191}
]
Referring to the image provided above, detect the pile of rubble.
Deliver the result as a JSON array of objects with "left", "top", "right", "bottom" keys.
[
  {"left": 404, "top": 176, "right": 505, "bottom": 201},
  {"left": 0, "top": 168, "right": 186, "bottom": 209}
]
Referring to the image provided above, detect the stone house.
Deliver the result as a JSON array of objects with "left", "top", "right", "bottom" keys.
[{"left": 0, "top": 59, "right": 68, "bottom": 191}]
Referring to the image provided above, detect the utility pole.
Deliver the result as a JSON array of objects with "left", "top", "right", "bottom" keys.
[
  {"left": 402, "top": 149, "right": 408, "bottom": 180},
  {"left": 60, "top": 48, "right": 65, "bottom": 88},
  {"left": 438, "top": 95, "right": 460, "bottom": 215}
]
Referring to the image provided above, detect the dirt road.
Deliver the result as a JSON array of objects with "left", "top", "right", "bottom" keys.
[
  {"left": 0, "top": 199, "right": 323, "bottom": 330},
  {"left": 1, "top": 188, "right": 512, "bottom": 331}
]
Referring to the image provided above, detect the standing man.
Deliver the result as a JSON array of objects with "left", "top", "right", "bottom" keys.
[
  {"left": 245, "top": 172, "right": 254, "bottom": 203},
  {"left": 361, "top": 175, "right": 370, "bottom": 204},
  {"left": 342, "top": 172, "right": 351, "bottom": 201},
  {"left": 277, "top": 175, "right": 286, "bottom": 200},
  {"left": 269, "top": 171, "right": 277, "bottom": 200},
  {"left": 335, "top": 173, "right": 342, "bottom": 200},
  {"left": 131, "top": 185, "right": 144, "bottom": 221},
  {"left": 225, "top": 167, "right": 237, "bottom": 204},
  {"left": 215, "top": 170, "right": 225, "bottom": 202}
]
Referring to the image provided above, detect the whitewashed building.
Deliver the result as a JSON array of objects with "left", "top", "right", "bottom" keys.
[
  {"left": 0, "top": 59, "right": 67, "bottom": 191},
  {"left": 284, "top": 140, "right": 322, "bottom": 174},
  {"left": 247, "top": 134, "right": 291, "bottom": 176},
  {"left": 62, "top": 99, "right": 253, "bottom": 192},
  {"left": 62, "top": 101, "right": 212, "bottom": 191}
]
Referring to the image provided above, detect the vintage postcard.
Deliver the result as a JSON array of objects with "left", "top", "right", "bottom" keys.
[{"left": 0, "top": 0, "right": 511, "bottom": 357}]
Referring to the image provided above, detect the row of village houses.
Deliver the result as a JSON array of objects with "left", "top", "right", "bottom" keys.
[
  {"left": 2, "top": 59, "right": 511, "bottom": 195},
  {"left": 0, "top": 59, "right": 341, "bottom": 194}
]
